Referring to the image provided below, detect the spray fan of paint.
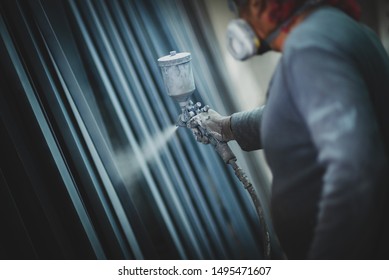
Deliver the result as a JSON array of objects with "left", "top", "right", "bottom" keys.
[{"left": 114, "top": 125, "right": 178, "bottom": 188}]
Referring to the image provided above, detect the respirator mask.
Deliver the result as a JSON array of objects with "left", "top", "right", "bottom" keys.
[
  {"left": 226, "top": 19, "right": 270, "bottom": 60},
  {"left": 226, "top": 0, "right": 324, "bottom": 61},
  {"left": 226, "top": 0, "right": 271, "bottom": 61}
]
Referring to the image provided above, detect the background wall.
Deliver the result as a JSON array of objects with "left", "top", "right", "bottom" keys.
[{"left": 377, "top": 0, "right": 389, "bottom": 53}]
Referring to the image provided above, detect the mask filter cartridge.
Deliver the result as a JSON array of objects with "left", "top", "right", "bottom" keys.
[{"left": 226, "top": 19, "right": 261, "bottom": 61}]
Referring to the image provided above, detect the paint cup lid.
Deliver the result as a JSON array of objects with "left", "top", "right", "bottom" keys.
[{"left": 157, "top": 51, "right": 191, "bottom": 67}]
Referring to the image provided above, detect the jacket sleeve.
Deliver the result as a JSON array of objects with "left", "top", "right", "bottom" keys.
[
  {"left": 230, "top": 106, "right": 264, "bottom": 151},
  {"left": 287, "top": 46, "right": 389, "bottom": 259}
]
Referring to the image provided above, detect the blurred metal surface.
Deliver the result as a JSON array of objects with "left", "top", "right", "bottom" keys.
[{"left": 0, "top": 0, "right": 272, "bottom": 259}]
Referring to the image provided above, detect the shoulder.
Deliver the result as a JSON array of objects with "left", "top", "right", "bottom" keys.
[{"left": 283, "top": 6, "right": 365, "bottom": 62}]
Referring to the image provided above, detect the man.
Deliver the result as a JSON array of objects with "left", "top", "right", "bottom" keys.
[{"left": 189, "top": 0, "right": 389, "bottom": 259}]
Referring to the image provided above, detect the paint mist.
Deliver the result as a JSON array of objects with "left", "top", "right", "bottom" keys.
[{"left": 114, "top": 125, "right": 178, "bottom": 188}]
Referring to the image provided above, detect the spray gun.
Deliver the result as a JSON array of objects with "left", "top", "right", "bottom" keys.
[
  {"left": 158, "top": 51, "right": 271, "bottom": 259},
  {"left": 157, "top": 51, "right": 236, "bottom": 163}
]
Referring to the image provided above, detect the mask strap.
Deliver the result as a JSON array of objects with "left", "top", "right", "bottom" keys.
[{"left": 265, "top": 0, "right": 324, "bottom": 45}]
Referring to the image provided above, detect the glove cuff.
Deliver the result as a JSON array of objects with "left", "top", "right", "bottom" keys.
[{"left": 221, "top": 116, "right": 234, "bottom": 142}]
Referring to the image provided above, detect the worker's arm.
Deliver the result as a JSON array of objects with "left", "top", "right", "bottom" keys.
[
  {"left": 287, "top": 46, "right": 389, "bottom": 259},
  {"left": 188, "top": 106, "right": 264, "bottom": 151},
  {"left": 231, "top": 106, "right": 264, "bottom": 151}
]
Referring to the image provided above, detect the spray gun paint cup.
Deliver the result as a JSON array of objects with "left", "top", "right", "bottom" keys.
[{"left": 157, "top": 51, "right": 195, "bottom": 108}]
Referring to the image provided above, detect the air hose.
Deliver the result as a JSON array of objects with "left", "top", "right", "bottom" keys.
[
  {"left": 213, "top": 138, "right": 271, "bottom": 259},
  {"left": 229, "top": 161, "right": 271, "bottom": 259}
]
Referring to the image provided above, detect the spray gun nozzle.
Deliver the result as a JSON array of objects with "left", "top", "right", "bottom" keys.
[{"left": 175, "top": 114, "right": 187, "bottom": 127}]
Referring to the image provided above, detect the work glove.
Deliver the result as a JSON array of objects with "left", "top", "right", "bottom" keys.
[{"left": 187, "top": 109, "right": 234, "bottom": 144}]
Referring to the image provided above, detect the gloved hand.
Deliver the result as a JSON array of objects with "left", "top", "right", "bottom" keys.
[{"left": 187, "top": 109, "right": 234, "bottom": 144}]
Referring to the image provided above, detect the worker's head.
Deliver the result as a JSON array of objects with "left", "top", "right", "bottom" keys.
[
  {"left": 230, "top": 0, "right": 360, "bottom": 23},
  {"left": 226, "top": 0, "right": 361, "bottom": 60}
]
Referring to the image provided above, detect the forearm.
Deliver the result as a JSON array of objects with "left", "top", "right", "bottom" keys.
[{"left": 231, "top": 106, "right": 264, "bottom": 151}]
